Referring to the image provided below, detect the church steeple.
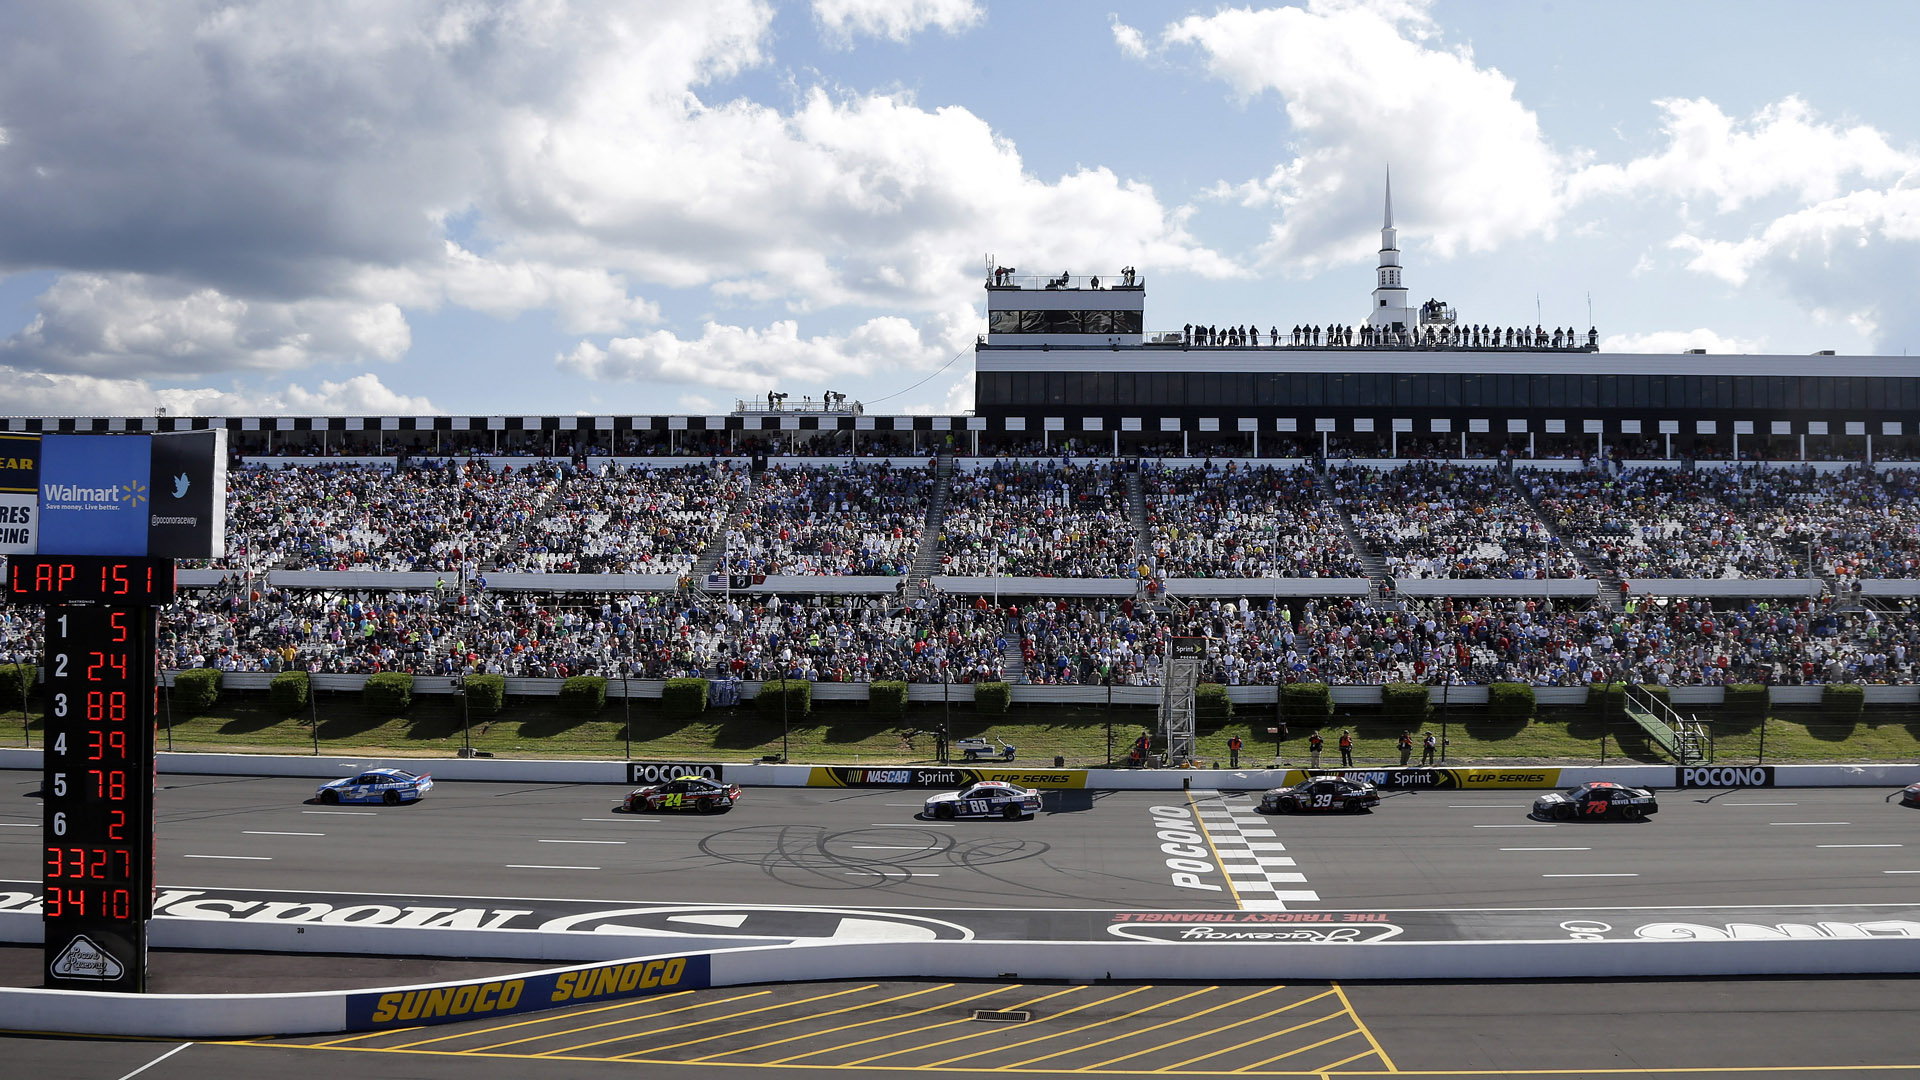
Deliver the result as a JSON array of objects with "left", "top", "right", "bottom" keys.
[{"left": 1367, "top": 166, "right": 1410, "bottom": 330}]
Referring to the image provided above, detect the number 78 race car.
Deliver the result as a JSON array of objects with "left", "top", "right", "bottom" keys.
[
  {"left": 1531, "top": 781, "right": 1658, "bottom": 821},
  {"left": 923, "top": 781, "right": 1041, "bottom": 820}
]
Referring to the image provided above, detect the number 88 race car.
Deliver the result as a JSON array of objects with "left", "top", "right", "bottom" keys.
[
  {"left": 1531, "top": 781, "right": 1658, "bottom": 822},
  {"left": 923, "top": 781, "right": 1042, "bottom": 821},
  {"left": 618, "top": 775, "right": 742, "bottom": 814}
]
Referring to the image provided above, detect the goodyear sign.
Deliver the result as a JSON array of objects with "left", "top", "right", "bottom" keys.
[
  {"left": 0, "top": 432, "right": 36, "bottom": 554},
  {"left": 809, "top": 766, "right": 1086, "bottom": 790},
  {"left": 346, "top": 954, "right": 709, "bottom": 1030},
  {"left": 1280, "top": 767, "right": 1563, "bottom": 790}
]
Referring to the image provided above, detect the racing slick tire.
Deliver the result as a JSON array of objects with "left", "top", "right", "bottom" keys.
[
  {"left": 319, "top": 789, "right": 340, "bottom": 805},
  {"left": 1002, "top": 804, "right": 1022, "bottom": 821},
  {"left": 934, "top": 803, "right": 956, "bottom": 821},
  {"left": 695, "top": 797, "right": 714, "bottom": 814},
  {"left": 1622, "top": 805, "right": 1644, "bottom": 820},
  {"left": 383, "top": 790, "right": 401, "bottom": 806},
  {"left": 1553, "top": 803, "right": 1576, "bottom": 822}
]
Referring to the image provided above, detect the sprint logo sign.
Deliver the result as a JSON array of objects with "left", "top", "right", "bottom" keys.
[{"left": 37, "top": 434, "right": 153, "bottom": 555}]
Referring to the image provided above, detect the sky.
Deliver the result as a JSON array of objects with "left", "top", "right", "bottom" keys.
[{"left": 0, "top": 0, "right": 1915, "bottom": 419}]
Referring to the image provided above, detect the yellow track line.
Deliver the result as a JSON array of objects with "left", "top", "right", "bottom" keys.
[
  {"left": 460, "top": 990, "right": 770, "bottom": 1053},
  {"left": 685, "top": 982, "right": 963, "bottom": 1062},
  {"left": 612, "top": 984, "right": 992, "bottom": 1059},
  {"left": 828, "top": 985, "right": 1055, "bottom": 1066},
  {"left": 987, "top": 986, "right": 1216, "bottom": 1068},
  {"left": 547, "top": 983, "right": 877, "bottom": 1057},
  {"left": 1067, "top": 983, "right": 1305, "bottom": 1068},
  {"left": 768, "top": 983, "right": 1098, "bottom": 1060},
  {"left": 767, "top": 984, "right": 1084, "bottom": 1066},
  {"left": 1187, "top": 787, "right": 1246, "bottom": 908},
  {"left": 1150, "top": 994, "right": 1343, "bottom": 1072},
  {"left": 1224, "top": 1025, "right": 1363, "bottom": 1072},
  {"left": 1069, "top": 986, "right": 1294, "bottom": 1070},
  {"left": 386, "top": 990, "right": 698, "bottom": 1049},
  {"left": 1333, "top": 982, "right": 1399, "bottom": 1073}
]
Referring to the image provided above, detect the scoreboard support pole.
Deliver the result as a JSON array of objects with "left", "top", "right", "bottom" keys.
[{"left": 7, "top": 555, "right": 176, "bottom": 993}]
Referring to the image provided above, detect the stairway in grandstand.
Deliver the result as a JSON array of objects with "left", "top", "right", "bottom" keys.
[
  {"left": 1316, "top": 469, "right": 1396, "bottom": 600},
  {"left": 1506, "top": 468, "right": 1624, "bottom": 612},
  {"left": 1123, "top": 463, "right": 1150, "bottom": 564},
  {"left": 1000, "top": 617, "right": 1027, "bottom": 684},
  {"left": 690, "top": 468, "right": 747, "bottom": 587},
  {"left": 906, "top": 451, "right": 955, "bottom": 589}
]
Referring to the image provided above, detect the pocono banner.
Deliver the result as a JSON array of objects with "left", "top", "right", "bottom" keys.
[
  {"left": 1281, "top": 767, "right": 1564, "bottom": 790},
  {"left": 809, "top": 766, "right": 1087, "bottom": 789},
  {"left": 627, "top": 761, "right": 725, "bottom": 784},
  {"left": 346, "top": 953, "right": 709, "bottom": 1030},
  {"left": 0, "top": 433, "right": 36, "bottom": 554}
]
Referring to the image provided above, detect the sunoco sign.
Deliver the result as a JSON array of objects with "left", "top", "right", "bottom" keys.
[{"left": 1678, "top": 765, "right": 1774, "bottom": 788}]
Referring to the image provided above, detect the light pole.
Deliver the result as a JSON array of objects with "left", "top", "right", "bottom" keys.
[
  {"left": 308, "top": 665, "right": 320, "bottom": 756},
  {"left": 623, "top": 672, "right": 631, "bottom": 761},
  {"left": 457, "top": 675, "right": 471, "bottom": 758}
]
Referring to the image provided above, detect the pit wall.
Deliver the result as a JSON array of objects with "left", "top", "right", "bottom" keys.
[
  {"left": 0, "top": 750, "right": 1911, "bottom": 790},
  {"left": 7, "top": 934, "right": 1920, "bottom": 1039}
]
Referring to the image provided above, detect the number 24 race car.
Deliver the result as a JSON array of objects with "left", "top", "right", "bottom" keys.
[
  {"left": 924, "top": 781, "right": 1041, "bottom": 820},
  {"left": 619, "top": 775, "right": 742, "bottom": 814},
  {"left": 1532, "top": 781, "right": 1658, "bottom": 822}
]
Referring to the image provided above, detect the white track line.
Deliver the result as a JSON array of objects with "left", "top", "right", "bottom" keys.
[
  {"left": 1818, "top": 844, "right": 1903, "bottom": 849},
  {"left": 581, "top": 817, "right": 648, "bottom": 822},
  {"left": 183, "top": 854, "right": 271, "bottom": 861},
  {"left": 243, "top": 831, "right": 323, "bottom": 836},
  {"left": 116, "top": 1043, "right": 192, "bottom": 1080},
  {"left": 303, "top": 810, "right": 376, "bottom": 816},
  {"left": 1502, "top": 847, "right": 1591, "bottom": 851},
  {"left": 506, "top": 864, "right": 599, "bottom": 870},
  {"left": 0, "top": 823, "right": 37, "bottom": 828},
  {"left": 1718, "top": 802, "right": 1797, "bottom": 806},
  {"left": 1770, "top": 821, "right": 1850, "bottom": 826},
  {"left": 1543, "top": 873, "right": 1638, "bottom": 878},
  {"left": 538, "top": 839, "right": 626, "bottom": 845},
  {"left": 1475, "top": 823, "right": 1556, "bottom": 828},
  {"left": 1885, "top": 870, "right": 1920, "bottom": 875},
  {"left": 850, "top": 845, "right": 927, "bottom": 850},
  {"left": 1449, "top": 804, "right": 1526, "bottom": 808},
  {"left": 869, "top": 823, "right": 954, "bottom": 827}
]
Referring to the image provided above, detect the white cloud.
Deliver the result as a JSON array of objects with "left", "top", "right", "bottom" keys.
[
  {"left": 1569, "top": 97, "right": 1917, "bottom": 214},
  {"left": 557, "top": 303, "right": 979, "bottom": 395},
  {"left": 812, "top": 0, "right": 982, "bottom": 44},
  {"left": 1152, "top": 0, "right": 1563, "bottom": 270},
  {"left": 1, "top": 273, "right": 409, "bottom": 377},
  {"left": 1110, "top": 17, "right": 1148, "bottom": 60},
  {"left": 0, "top": 368, "right": 433, "bottom": 416},
  {"left": 1600, "top": 328, "right": 1765, "bottom": 355}
]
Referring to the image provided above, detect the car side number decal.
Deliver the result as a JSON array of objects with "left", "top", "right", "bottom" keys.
[
  {"left": 1313, "top": 794, "right": 1333, "bottom": 808},
  {"left": 1584, "top": 800, "right": 1609, "bottom": 815},
  {"left": 662, "top": 793, "right": 682, "bottom": 808},
  {"left": 967, "top": 799, "right": 988, "bottom": 815}
]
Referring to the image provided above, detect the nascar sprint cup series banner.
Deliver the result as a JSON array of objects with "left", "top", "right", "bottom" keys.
[
  {"left": 810, "top": 766, "right": 1087, "bottom": 789},
  {"left": 1283, "top": 767, "right": 1564, "bottom": 790},
  {"left": 32, "top": 431, "right": 226, "bottom": 558},
  {"left": 0, "top": 433, "right": 35, "bottom": 555}
]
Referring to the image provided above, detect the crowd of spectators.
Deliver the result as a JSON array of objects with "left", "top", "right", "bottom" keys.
[
  {"left": 939, "top": 461, "right": 1137, "bottom": 577},
  {"left": 1141, "top": 463, "right": 1364, "bottom": 578},
  {"left": 509, "top": 462, "right": 745, "bottom": 575},
  {"left": 1330, "top": 463, "right": 1582, "bottom": 579},
  {"left": 717, "top": 462, "right": 931, "bottom": 577}
]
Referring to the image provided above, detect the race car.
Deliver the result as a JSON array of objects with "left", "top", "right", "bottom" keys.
[
  {"left": 619, "top": 775, "right": 742, "bottom": 814},
  {"left": 1532, "top": 781, "right": 1658, "bottom": 822},
  {"left": 923, "top": 780, "right": 1042, "bottom": 821},
  {"left": 315, "top": 768, "right": 432, "bottom": 806},
  {"left": 1896, "top": 781, "right": 1920, "bottom": 808},
  {"left": 1259, "top": 775, "right": 1380, "bottom": 814}
]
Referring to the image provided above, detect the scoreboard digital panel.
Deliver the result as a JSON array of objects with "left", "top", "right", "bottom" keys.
[
  {"left": 6, "top": 555, "right": 176, "bottom": 606},
  {"left": 15, "top": 586, "right": 162, "bottom": 991}
]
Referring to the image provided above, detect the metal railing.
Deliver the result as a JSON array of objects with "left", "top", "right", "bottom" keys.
[{"left": 987, "top": 271, "right": 1141, "bottom": 291}]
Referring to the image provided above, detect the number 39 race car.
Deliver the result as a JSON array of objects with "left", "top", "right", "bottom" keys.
[
  {"left": 619, "top": 775, "right": 742, "bottom": 814},
  {"left": 1532, "top": 781, "right": 1659, "bottom": 822},
  {"left": 315, "top": 768, "right": 433, "bottom": 806},
  {"left": 924, "top": 781, "right": 1041, "bottom": 821},
  {"left": 1259, "top": 775, "right": 1380, "bottom": 814}
]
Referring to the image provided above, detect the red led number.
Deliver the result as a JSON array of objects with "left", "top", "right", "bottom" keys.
[
  {"left": 89, "top": 770, "right": 126, "bottom": 801},
  {"left": 86, "top": 691, "right": 127, "bottom": 723},
  {"left": 88, "top": 729, "right": 128, "bottom": 761},
  {"left": 109, "top": 612, "right": 129, "bottom": 643},
  {"left": 86, "top": 651, "right": 129, "bottom": 681}
]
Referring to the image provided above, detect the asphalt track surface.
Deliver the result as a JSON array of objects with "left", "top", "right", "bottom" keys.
[{"left": 2, "top": 772, "right": 1919, "bottom": 1077}]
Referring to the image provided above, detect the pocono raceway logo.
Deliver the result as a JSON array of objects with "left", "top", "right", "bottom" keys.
[
  {"left": 1561, "top": 918, "right": 1920, "bottom": 941},
  {"left": 1109, "top": 912, "right": 1403, "bottom": 944}
]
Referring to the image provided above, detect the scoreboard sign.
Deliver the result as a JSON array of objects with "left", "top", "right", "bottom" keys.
[{"left": 6, "top": 555, "right": 174, "bottom": 992}]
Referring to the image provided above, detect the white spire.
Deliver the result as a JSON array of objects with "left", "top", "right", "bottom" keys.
[
  {"left": 1383, "top": 165, "right": 1393, "bottom": 229},
  {"left": 1367, "top": 166, "right": 1410, "bottom": 331}
]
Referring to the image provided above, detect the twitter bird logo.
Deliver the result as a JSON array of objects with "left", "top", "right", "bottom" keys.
[{"left": 171, "top": 473, "right": 190, "bottom": 499}]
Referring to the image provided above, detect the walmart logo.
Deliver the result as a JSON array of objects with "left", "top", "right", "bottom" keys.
[{"left": 119, "top": 481, "right": 147, "bottom": 507}]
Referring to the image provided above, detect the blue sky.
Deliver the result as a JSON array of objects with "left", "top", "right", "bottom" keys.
[{"left": 0, "top": 0, "right": 1915, "bottom": 418}]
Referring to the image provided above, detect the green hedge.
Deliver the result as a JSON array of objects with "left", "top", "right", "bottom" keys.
[
  {"left": 1196, "top": 683, "right": 1233, "bottom": 719},
  {"left": 362, "top": 672, "right": 414, "bottom": 714},
  {"left": 662, "top": 678, "right": 709, "bottom": 718},
  {"left": 560, "top": 676, "right": 607, "bottom": 717},
  {"left": 1722, "top": 683, "right": 1769, "bottom": 719},
  {"left": 0, "top": 663, "right": 31, "bottom": 709},
  {"left": 1381, "top": 682, "right": 1431, "bottom": 720},
  {"left": 973, "top": 681, "right": 1011, "bottom": 716},
  {"left": 869, "top": 680, "right": 909, "bottom": 719},
  {"left": 1281, "top": 682, "right": 1332, "bottom": 721},
  {"left": 1822, "top": 683, "right": 1865, "bottom": 717},
  {"left": 756, "top": 678, "right": 812, "bottom": 717},
  {"left": 464, "top": 673, "right": 505, "bottom": 715},
  {"left": 171, "top": 668, "right": 220, "bottom": 714},
  {"left": 1487, "top": 682, "right": 1536, "bottom": 721},
  {"left": 269, "top": 671, "right": 309, "bottom": 714}
]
